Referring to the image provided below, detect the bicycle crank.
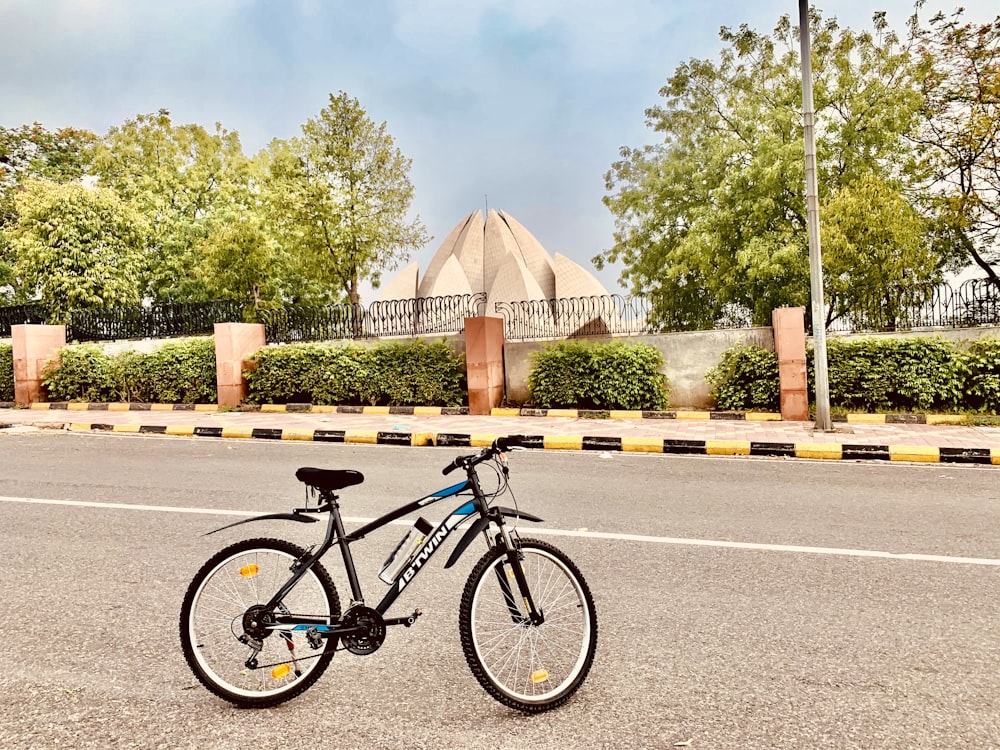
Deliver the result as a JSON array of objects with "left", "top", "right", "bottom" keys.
[{"left": 339, "top": 605, "right": 386, "bottom": 655}]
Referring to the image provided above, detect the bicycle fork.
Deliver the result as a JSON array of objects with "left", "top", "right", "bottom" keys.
[{"left": 492, "top": 521, "right": 545, "bottom": 627}]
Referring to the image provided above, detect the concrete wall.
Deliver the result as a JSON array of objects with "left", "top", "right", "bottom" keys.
[{"left": 503, "top": 327, "right": 774, "bottom": 409}]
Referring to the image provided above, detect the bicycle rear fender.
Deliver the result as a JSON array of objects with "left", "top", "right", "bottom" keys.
[
  {"left": 443, "top": 507, "right": 543, "bottom": 569},
  {"left": 204, "top": 512, "right": 319, "bottom": 536}
]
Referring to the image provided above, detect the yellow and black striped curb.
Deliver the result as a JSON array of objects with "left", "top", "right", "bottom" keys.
[
  {"left": 54, "top": 423, "right": 1000, "bottom": 465},
  {"left": 5, "top": 402, "right": 995, "bottom": 425}
]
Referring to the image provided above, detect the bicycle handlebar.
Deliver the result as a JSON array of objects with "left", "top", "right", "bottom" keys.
[{"left": 442, "top": 435, "right": 526, "bottom": 475}]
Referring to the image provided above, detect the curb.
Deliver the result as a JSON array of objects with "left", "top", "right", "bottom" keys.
[
  {"left": 57, "top": 422, "right": 1000, "bottom": 465},
  {"left": 5, "top": 402, "right": 998, "bottom": 425}
]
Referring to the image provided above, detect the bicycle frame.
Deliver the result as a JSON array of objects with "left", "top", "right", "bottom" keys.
[{"left": 216, "top": 459, "right": 543, "bottom": 636}]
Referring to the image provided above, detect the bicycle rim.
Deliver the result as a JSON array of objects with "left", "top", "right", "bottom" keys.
[
  {"left": 182, "top": 541, "right": 337, "bottom": 704},
  {"left": 462, "top": 540, "right": 596, "bottom": 711}
]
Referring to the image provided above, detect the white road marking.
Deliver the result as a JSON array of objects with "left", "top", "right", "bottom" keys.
[{"left": 1, "top": 495, "right": 997, "bottom": 567}]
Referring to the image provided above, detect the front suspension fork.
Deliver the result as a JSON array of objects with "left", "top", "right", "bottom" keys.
[{"left": 494, "top": 524, "right": 544, "bottom": 626}]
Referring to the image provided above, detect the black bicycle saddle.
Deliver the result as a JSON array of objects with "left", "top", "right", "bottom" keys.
[{"left": 295, "top": 467, "right": 365, "bottom": 492}]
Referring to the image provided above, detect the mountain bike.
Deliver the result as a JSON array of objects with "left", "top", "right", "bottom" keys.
[{"left": 179, "top": 435, "right": 597, "bottom": 713}]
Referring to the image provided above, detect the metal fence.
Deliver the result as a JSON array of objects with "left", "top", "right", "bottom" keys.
[
  {"left": 494, "top": 295, "right": 661, "bottom": 341},
  {"left": 826, "top": 278, "right": 1000, "bottom": 333},
  {"left": 3, "top": 280, "right": 996, "bottom": 343},
  {"left": 0, "top": 295, "right": 486, "bottom": 342},
  {"left": 65, "top": 301, "right": 245, "bottom": 342},
  {"left": 0, "top": 303, "right": 48, "bottom": 337},
  {"left": 259, "top": 293, "right": 486, "bottom": 342}
]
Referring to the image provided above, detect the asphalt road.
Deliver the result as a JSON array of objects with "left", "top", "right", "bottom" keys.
[{"left": 1, "top": 431, "right": 997, "bottom": 749}]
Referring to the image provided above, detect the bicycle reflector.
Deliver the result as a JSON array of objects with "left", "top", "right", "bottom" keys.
[
  {"left": 239, "top": 564, "right": 260, "bottom": 578},
  {"left": 271, "top": 664, "right": 291, "bottom": 679},
  {"left": 531, "top": 669, "right": 549, "bottom": 684}
]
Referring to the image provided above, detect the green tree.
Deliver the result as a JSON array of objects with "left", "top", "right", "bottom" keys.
[
  {"left": 598, "top": 10, "right": 937, "bottom": 329},
  {"left": 0, "top": 123, "right": 98, "bottom": 302},
  {"left": 90, "top": 110, "right": 248, "bottom": 302},
  {"left": 913, "top": 10, "right": 1000, "bottom": 286},
  {"left": 822, "top": 172, "right": 941, "bottom": 328},
  {"left": 9, "top": 180, "right": 148, "bottom": 321},
  {"left": 266, "top": 92, "right": 429, "bottom": 306}
]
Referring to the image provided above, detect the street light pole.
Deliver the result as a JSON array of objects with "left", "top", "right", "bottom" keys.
[{"left": 799, "top": 0, "right": 832, "bottom": 431}]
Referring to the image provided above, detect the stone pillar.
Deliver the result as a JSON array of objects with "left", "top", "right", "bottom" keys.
[
  {"left": 465, "top": 317, "right": 505, "bottom": 415},
  {"left": 772, "top": 307, "right": 809, "bottom": 421},
  {"left": 12, "top": 324, "right": 67, "bottom": 405},
  {"left": 214, "top": 323, "right": 266, "bottom": 408}
]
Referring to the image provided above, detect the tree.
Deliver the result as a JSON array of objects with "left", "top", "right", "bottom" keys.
[
  {"left": 9, "top": 180, "right": 148, "bottom": 321},
  {"left": 0, "top": 123, "right": 98, "bottom": 303},
  {"left": 822, "top": 172, "right": 940, "bottom": 327},
  {"left": 913, "top": 9, "right": 1000, "bottom": 286},
  {"left": 598, "top": 10, "right": 941, "bottom": 329},
  {"left": 90, "top": 110, "right": 248, "bottom": 302},
  {"left": 266, "top": 92, "right": 429, "bottom": 306}
]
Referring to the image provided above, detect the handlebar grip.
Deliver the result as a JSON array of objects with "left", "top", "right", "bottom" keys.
[{"left": 442, "top": 458, "right": 462, "bottom": 476}]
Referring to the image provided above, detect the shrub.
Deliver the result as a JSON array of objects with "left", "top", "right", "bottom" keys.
[
  {"left": 528, "top": 340, "right": 668, "bottom": 410},
  {"left": 311, "top": 347, "right": 371, "bottom": 405},
  {"left": 361, "top": 340, "right": 466, "bottom": 406},
  {"left": 823, "top": 337, "right": 965, "bottom": 412},
  {"left": 42, "top": 344, "right": 116, "bottom": 402},
  {"left": 41, "top": 338, "right": 217, "bottom": 403},
  {"left": 245, "top": 340, "right": 466, "bottom": 406},
  {"left": 706, "top": 345, "right": 780, "bottom": 411},
  {"left": 136, "top": 338, "right": 217, "bottom": 403},
  {"left": 244, "top": 344, "right": 334, "bottom": 404},
  {"left": 964, "top": 337, "right": 1000, "bottom": 414},
  {"left": 0, "top": 343, "right": 14, "bottom": 401}
]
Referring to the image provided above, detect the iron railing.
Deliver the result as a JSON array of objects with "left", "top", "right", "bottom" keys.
[
  {"left": 258, "top": 293, "right": 487, "bottom": 342},
  {"left": 826, "top": 278, "right": 1000, "bottom": 333},
  {"left": 0, "top": 303, "right": 48, "bottom": 337},
  {"left": 495, "top": 295, "right": 660, "bottom": 341},
  {"left": 2, "top": 280, "right": 996, "bottom": 342},
  {"left": 65, "top": 301, "right": 245, "bottom": 342}
]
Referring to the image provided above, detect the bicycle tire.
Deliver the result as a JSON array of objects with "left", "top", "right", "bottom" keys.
[
  {"left": 180, "top": 537, "right": 341, "bottom": 708},
  {"left": 459, "top": 538, "right": 597, "bottom": 712}
]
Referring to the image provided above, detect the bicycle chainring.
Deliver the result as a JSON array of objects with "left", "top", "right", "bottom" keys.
[{"left": 340, "top": 605, "right": 386, "bottom": 655}]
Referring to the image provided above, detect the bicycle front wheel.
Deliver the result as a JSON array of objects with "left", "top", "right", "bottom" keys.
[
  {"left": 180, "top": 538, "right": 341, "bottom": 708},
  {"left": 459, "top": 538, "right": 597, "bottom": 712}
]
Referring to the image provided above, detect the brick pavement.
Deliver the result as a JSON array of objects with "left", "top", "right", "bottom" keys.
[{"left": 1, "top": 403, "right": 999, "bottom": 465}]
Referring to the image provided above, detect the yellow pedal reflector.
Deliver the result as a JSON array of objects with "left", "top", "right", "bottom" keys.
[
  {"left": 271, "top": 664, "right": 291, "bottom": 679},
  {"left": 239, "top": 564, "right": 259, "bottom": 578},
  {"left": 531, "top": 669, "right": 549, "bottom": 684}
]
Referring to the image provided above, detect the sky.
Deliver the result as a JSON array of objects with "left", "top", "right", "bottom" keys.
[{"left": 0, "top": 0, "right": 994, "bottom": 298}]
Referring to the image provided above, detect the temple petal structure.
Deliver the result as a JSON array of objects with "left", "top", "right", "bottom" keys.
[{"left": 380, "top": 209, "right": 614, "bottom": 336}]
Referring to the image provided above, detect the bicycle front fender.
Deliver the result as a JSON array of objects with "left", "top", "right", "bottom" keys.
[
  {"left": 443, "top": 507, "right": 543, "bottom": 569},
  {"left": 204, "top": 512, "right": 319, "bottom": 536}
]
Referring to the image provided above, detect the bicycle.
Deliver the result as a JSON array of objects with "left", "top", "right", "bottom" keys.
[{"left": 179, "top": 435, "right": 598, "bottom": 713}]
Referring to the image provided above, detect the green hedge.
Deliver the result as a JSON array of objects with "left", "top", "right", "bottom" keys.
[
  {"left": 527, "top": 340, "right": 669, "bottom": 410},
  {"left": 0, "top": 344, "right": 13, "bottom": 402},
  {"left": 41, "top": 338, "right": 217, "bottom": 403},
  {"left": 709, "top": 336, "right": 1000, "bottom": 414},
  {"left": 705, "top": 344, "right": 780, "bottom": 411},
  {"left": 965, "top": 338, "right": 1000, "bottom": 414},
  {"left": 244, "top": 340, "right": 466, "bottom": 406},
  {"left": 822, "top": 337, "right": 965, "bottom": 412}
]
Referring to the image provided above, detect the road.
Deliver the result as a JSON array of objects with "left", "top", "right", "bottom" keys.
[{"left": 1, "top": 431, "right": 997, "bottom": 749}]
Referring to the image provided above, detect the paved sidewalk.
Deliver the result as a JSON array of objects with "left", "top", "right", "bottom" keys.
[{"left": 2, "top": 404, "right": 999, "bottom": 465}]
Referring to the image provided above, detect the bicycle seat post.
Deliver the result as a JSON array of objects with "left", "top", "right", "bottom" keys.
[{"left": 321, "top": 489, "right": 364, "bottom": 606}]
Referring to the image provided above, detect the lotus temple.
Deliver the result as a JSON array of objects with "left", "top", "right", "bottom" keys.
[{"left": 377, "top": 209, "right": 611, "bottom": 310}]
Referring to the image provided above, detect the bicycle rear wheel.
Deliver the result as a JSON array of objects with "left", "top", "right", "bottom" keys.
[
  {"left": 459, "top": 538, "right": 597, "bottom": 712},
  {"left": 180, "top": 538, "right": 340, "bottom": 708}
]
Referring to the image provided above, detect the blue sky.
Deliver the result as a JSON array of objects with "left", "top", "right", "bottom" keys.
[{"left": 0, "top": 0, "right": 992, "bottom": 298}]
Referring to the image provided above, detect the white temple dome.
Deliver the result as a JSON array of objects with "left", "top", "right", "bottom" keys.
[{"left": 378, "top": 209, "right": 610, "bottom": 312}]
